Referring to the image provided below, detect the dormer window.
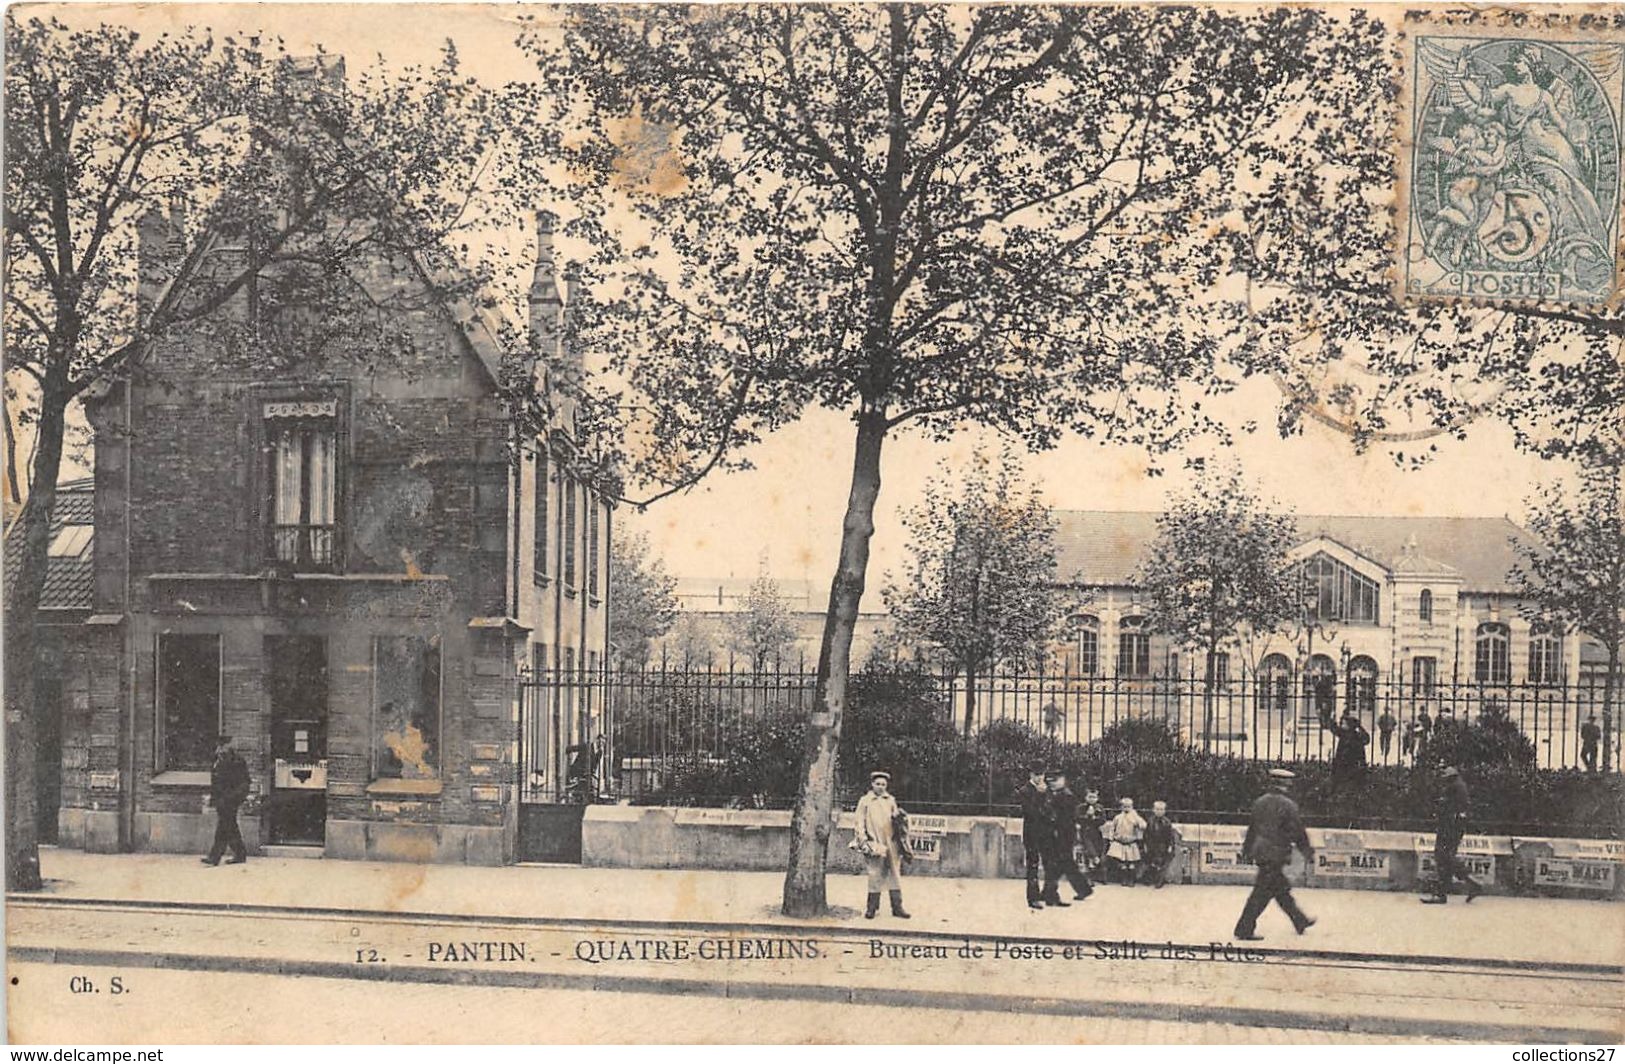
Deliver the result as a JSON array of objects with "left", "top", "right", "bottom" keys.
[{"left": 264, "top": 399, "right": 339, "bottom": 571}]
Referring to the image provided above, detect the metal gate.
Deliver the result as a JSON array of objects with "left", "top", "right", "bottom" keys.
[{"left": 516, "top": 669, "right": 601, "bottom": 863}]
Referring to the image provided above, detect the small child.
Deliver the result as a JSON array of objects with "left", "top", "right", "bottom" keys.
[
  {"left": 1105, "top": 797, "right": 1147, "bottom": 887},
  {"left": 1141, "top": 800, "right": 1177, "bottom": 888},
  {"left": 1079, "top": 789, "right": 1108, "bottom": 883}
]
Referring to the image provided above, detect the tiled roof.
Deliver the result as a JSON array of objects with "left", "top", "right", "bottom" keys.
[
  {"left": 4, "top": 479, "right": 95, "bottom": 612},
  {"left": 1054, "top": 510, "right": 1535, "bottom": 592}
]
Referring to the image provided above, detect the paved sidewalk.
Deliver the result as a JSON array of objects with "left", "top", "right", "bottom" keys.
[{"left": 24, "top": 847, "right": 1624, "bottom": 969}]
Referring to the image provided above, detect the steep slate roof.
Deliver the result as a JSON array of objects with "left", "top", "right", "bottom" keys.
[
  {"left": 1054, "top": 510, "right": 1535, "bottom": 593},
  {"left": 3, "top": 478, "right": 95, "bottom": 612}
]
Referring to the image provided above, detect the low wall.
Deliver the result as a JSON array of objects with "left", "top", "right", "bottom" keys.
[{"left": 582, "top": 806, "right": 1625, "bottom": 899}]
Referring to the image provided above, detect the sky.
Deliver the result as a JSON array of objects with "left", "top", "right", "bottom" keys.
[{"left": 15, "top": 4, "right": 1579, "bottom": 605}]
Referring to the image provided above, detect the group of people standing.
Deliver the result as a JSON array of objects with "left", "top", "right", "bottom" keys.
[{"left": 1015, "top": 763, "right": 1178, "bottom": 911}]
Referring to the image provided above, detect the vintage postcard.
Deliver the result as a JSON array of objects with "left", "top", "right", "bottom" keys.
[{"left": 4, "top": 2, "right": 1622, "bottom": 1048}]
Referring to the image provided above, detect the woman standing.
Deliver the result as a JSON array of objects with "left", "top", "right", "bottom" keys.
[{"left": 852, "top": 770, "right": 911, "bottom": 920}]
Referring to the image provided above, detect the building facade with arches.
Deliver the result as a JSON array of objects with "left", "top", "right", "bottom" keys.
[{"left": 1050, "top": 511, "right": 1605, "bottom": 697}]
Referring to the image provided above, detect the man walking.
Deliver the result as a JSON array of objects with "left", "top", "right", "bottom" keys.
[
  {"left": 1422, "top": 765, "right": 1482, "bottom": 904},
  {"left": 202, "top": 735, "right": 251, "bottom": 866},
  {"left": 1234, "top": 768, "right": 1316, "bottom": 940},
  {"left": 1016, "top": 762, "right": 1062, "bottom": 910},
  {"left": 1044, "top": 770, "right": 1093, "bottom": 902},
  {"left": 1581, "top": 714, "right": 1602, "bottom": 774}
]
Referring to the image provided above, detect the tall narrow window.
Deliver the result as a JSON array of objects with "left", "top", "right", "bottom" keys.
[
  {"left": 157, "top": 634, "right": 221, "bottom": 772},
  {"left": 265, "top": 400, "right": 338, "bottom": 571},
  {"left": 373, "top": 636, "right": 442, "bottom": 780},
  {"left": 1413, "top": 656, "right": 1437, "bottom": 696},
  {"left": 563, "top": 476, "right": 578, "bottom": 589},
  {"left": 1475, "top": 623, "right": 1511, "bottom": 684},
  {"left": 1528, "top": 623, "right": 1561, "bottom": 685},
  {"left": 533, "top": 450, "right": 550, "bottom": 582},
  {"left": 1117, "top": 617, "right": 1150, "bottom": 678},
  {"left": 1072, "top": 615, "right": 1100, "bottom": 676},
  {"left": 587, "top": 491, "right": 601, "bottom": 600},
  {"left": 1418, "top": 589, "right": 1433, "bottom": 623},
  {"left": 1207, "top": 651, "right": 1230, "bottom": 685}
]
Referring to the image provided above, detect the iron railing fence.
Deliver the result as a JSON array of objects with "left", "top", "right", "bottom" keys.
[{"left": 519, "top": 664, "right": 1621, "bottom": 822}]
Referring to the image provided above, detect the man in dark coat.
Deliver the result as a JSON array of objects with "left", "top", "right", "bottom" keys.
[
  {"left": 1422, "top": 765, "right": 1482, "bottom": 904},
  {"left": 202, "top": 735, "right": 251, "bottom": 865},
  {"left": 1141, "top": 800, "right": 1178, "bottom": 887},
  {"left": 1234, "top": 768, "right": 1316, "bottom": 940},
  {"left": 1330, "top": 711, "right": 1369, "bottom": 785},
  {"left": 1044, "top": 770, "right": 1093, "bottom": 901},
  {"left": 1581, "top": 715, "right": 1602, "bottom": 774},
  {"left": 1015, "top": 762, "right": 1062, "bottom": 910}
]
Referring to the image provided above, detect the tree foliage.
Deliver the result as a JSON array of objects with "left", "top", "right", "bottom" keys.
[
  {"left": 725, "top": 570, "right": 800, "bottom": 672},
  {"left": 1510, "top": 467, "right": 1624, "bottom": 769},
  {"left": 883, "top": 445, "right": 1070, "bottom": 731},
  {"left": 1137, "top": 470, "right": 1301, "bottom": 686},
  {"left": 607, "top": 527, "right": 679, "bottom": 668}
]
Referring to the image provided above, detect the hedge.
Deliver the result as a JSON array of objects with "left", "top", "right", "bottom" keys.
[{"left": 625, "top": 668, "right": 1624, "bottom": 839}]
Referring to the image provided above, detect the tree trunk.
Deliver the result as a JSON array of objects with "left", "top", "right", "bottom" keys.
[
  {"left": 781, "top": 408, "right": 887, "bottom": 917},
  {"left": 6, "top": 387, "right": 68, "bottom": 892},
  {"left": 1203, "top": 636, "right": 1218, "bottom": 755},
  {"left": 963, "top": 661, "right": 978, "bottom": 736},
  {"left": 1604, "top": 643, "right": 1618, "bottom": 774}
]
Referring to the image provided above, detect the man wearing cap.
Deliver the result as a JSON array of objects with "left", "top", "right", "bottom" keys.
[
  {"left": 202, "top": 735, "right": 251, "bottom": 866},
  {"left": 1422, "top": 765, "right": 1482, "bottom": 904},
  {"left": 852, "top": 770, "right": 911, "bottom": 919},
  {"left": 1234, "top": 768, "right": 1316, "bottom": 940},
  {"left": 1015, "top": 762, "right": 1062, "bottom": 910},
  {"left": 1044, "top": 770, "right": 1093, "bottom": 902}
]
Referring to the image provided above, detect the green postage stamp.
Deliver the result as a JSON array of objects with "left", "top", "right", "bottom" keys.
[{"left": 1400, "top": 27, "right": 1624, "bottom": 306}]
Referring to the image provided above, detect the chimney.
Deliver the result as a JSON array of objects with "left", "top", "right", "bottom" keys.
[
  {"left": 561, "top": 259, "right": 585, "bottom": 376},
  {"left": 166, "top": 192, "right": 189, "bottom": 259},
  {"left": 137, "top": 203, "right": 173, "bottom": 309},
  {"left": 528, "top": 212, "right": 562, "bottom": 395}
]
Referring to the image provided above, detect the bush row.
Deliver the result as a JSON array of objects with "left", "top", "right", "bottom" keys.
[{"left": 621, "top": 669, "right": 1623, "bottom": 838}]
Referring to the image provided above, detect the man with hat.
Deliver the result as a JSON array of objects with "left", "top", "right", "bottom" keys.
[
  {"left": 1044, "top": 769, "right": 1094, "bottom": 902},
  {"left": 1234, "top": 768, "right": 1316, "bottom": 940},
  {"left": 1422, "top": 765, "right": 1482, "bottom": 904},
  {"left": 852, "top": 770, "right": 911, "bottom": 919},
  {"left": 1015, "top": 762, "right": 1062, "bottom": 910},
  {"left": 202, "top": 735, "right": 251, "bottom": 866}
]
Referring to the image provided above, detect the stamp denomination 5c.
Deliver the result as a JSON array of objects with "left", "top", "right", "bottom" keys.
[{"left": 1400, "top": 30, "right": 1624, "bottom": 306}]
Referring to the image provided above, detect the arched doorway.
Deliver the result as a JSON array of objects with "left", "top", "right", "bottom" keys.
[
  {"left": 1257, "top": 653, "right": 1294, "bottom": 759},
  {"left": 1347, "top": 655, "right": 1378, "bottom": 720}
]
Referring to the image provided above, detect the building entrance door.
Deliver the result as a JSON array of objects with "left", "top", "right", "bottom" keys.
[{"left": 267, "top": 636, "right": 328, "bottom": 846}]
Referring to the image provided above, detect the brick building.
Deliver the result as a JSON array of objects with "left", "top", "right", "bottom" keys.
[{"left": 55, "top": 193, "right": 611, "bottom": 864}]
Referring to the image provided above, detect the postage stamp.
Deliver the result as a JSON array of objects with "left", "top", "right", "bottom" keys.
[{"left": 1399, "top": 29, "right": 1625, "bottom": 307}]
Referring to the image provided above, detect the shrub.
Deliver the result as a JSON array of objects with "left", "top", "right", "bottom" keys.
[{"left": 1419, "top": 713, "right": 1538, "bottom": 773}]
